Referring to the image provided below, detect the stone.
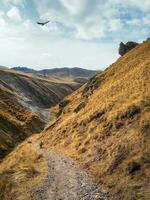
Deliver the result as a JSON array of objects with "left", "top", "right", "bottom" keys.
[{"left": 119, "top": 41, "right": 139, "bottom": 56}]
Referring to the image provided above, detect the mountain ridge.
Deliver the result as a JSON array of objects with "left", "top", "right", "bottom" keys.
[{"left": 12, "top": 66, "right": 99, "bottom": 78}]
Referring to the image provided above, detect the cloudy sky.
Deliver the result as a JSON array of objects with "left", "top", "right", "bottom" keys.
[{"left": 0, "top": 0, "right": 150, "bottom": 70}]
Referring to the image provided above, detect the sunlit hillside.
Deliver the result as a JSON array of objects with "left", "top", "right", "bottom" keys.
[{"left": 39, "top": 40, "right": 150, "bottom": 199}]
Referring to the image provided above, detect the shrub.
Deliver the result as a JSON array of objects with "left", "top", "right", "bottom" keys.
[
  {"left": 74, "top": 101, "right": 86, "bottom": 113},
  {"left": 0, "top": 175, "right": 14, "bottom": 200},
  {"left": 78, "top": 147, "right": 87, "bottom": 154},
  {"left": 141, "top": 123, "right": 150, "bottom": 134},
  {"left": 142, "top": 153, "right": 150, "bottom": 164},
  {"left": 127, "top": 161, "right": 141, "bottom": 175},
  {"left": 119, "top": 105, "right": 141, "bottom": 120}
]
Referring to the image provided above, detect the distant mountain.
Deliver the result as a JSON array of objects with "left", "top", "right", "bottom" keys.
[
  {"left": 0, "top": 65, "right": 8, "bottom": 69},
  {"left": 12, "top": 66, "right": 36, "bottom": 73},
  {"left": 12, "top": 67, "right": 99, "bottom": 79},
  {"left": 38, "top": 67, "right": 98, "bottom": 78}
]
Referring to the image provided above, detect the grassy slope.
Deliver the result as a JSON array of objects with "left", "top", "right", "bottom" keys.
[
  {"left": 0, "top": 139, "right": 47, "bottom": 200},
  {"left": 39, "top": 40, "right": 150, "bottom": 199}
]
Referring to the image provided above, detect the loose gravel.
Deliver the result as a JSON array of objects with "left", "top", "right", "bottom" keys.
[{"left": 32, "top": 148, "right": 108, "bottom": 200}]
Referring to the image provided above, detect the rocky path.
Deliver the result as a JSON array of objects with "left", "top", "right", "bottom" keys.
[{"left": 33, "top": 146, "right": 107, "bottom": 200}]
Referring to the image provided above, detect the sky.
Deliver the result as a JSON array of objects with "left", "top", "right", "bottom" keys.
[{"left": 0, "top": 0, "right": 150, "bottom": 70}]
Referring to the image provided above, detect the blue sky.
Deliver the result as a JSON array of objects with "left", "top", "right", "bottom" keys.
[{"left": 0, "top": 0, "right": 150, "bottom": 70}]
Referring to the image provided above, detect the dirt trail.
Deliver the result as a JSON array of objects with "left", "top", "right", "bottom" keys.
[{"left": 32, "top": 145, "right": 107, "bottom": 200}]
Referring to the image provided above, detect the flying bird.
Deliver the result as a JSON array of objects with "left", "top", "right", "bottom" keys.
[{"left": 37, "top": 21, "right": 50, "bottom": 26}]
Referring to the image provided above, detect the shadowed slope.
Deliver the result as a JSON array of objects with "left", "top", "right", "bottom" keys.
[
  {"left": 0, "top": 80, "right": 45, "bottom": 159},
  {"left": 0, "top": 68, "right": 83, "bottom": 109}
]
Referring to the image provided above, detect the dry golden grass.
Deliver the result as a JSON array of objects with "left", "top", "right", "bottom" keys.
[
  {"left": 37, "top": 40, "right": 150, "bottom": 199},
  {"left": 0, "top": 139, "right": 48, "bottom": 200}
]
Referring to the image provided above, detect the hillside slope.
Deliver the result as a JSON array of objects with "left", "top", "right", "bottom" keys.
[
  {"left": 0, "top": 68, "right": 85, "bottom": 159},
  {"left": 0, "top": 68, "right": 85, "bottom": 122},
  {"left": 38, "top": 40, "right": 150, "bottom": 199},
  {"left": 0, "top": 68, "right": 83, "bottom": 109}
]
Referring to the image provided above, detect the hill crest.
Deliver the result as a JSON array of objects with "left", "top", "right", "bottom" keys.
[{"left": 12, "top": 66, "right": 99, "bottom": 79}]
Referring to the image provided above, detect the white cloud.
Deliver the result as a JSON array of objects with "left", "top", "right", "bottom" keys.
[
  {"left": 143, "top": 15, "right": 150, "bottom": 26},
  {"left": 126, "top": 18, "right": 141, "bottom": 26},
  {"left": 75, "top": 23, "right": 105, "bottom": 40},
  {"left": 109, "top": 0, "right": 150, "bottom": 12},
  {"left": 33, "top": 0, "right": 125, "bottom": 41},
  {"left": 0, "top": 18, "right": 6, "bottom": 26},
  {"left": 126, "top": 0, "right": 150, "bottom": 12},
  {"left": 7, "top": 7, "right": 22, "bottom": 21},
  {"left": 59, "top": 0, "right": 85, "bottom": 15},
  {"left": 3, "top": 0, "right": 24, "bottom": 6},
  {"left": 0, "top": 11, "right": 5, "bottom": 17},
  {"left": 22, "top": 19, "right": 35, "bottom": 31},
  {"left": 109, "top": 19, "right": 122, "bottom": 31}
]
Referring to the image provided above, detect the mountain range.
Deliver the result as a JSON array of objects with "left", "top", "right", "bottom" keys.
[{"left": 12, "top": 67, "right": 98, "bottom": 79}]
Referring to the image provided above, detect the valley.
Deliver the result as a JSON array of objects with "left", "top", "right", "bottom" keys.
[{"left": 0, "top": 67, "right": 93, "bottom": 160}]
